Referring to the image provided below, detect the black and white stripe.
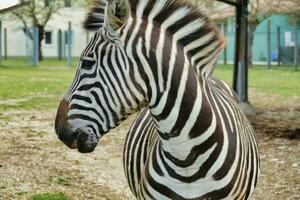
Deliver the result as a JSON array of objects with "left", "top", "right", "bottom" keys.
[
  {"left": 83, "top": 0, "right": 108, "bottom": 31},
  {"left": 60, "top": 0, "right": 260, "bottom": 199}
]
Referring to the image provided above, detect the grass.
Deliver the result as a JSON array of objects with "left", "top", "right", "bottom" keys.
[
  {"left": 1, "top": 57, "right": 79, "bottom": 68},
  {"left": 16, "top": 191, "right": 28, "bottom": 196},
  {"left": 31, "top": 193, "right": 68, "bottom": 200},
  {"left": 53, "top": 177, "right": 71, "bottom": 187},
  {"left": 0, "top": 58, "right": 299, "bottom": 111},
  {"left": 214, "top": 65, "right": 300, "bottom": 98}
]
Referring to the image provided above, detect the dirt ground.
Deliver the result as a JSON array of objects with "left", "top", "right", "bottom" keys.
[{"left": 0, "top": 94, "right": 299, "bottom": 200}]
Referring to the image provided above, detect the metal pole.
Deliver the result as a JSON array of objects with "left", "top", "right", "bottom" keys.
[
  {"left": 26, "top": 27, "right": 30, "bottom": 64},
  {"left": 58, "top": 29, "right": 62, "bottom": 61},
  {"left": 224, "top": 22, "right": 228, "bottom": 65},
  {"left": 0, "top": 20, "right": 2, "bottom": 66},
  {"left": 221, "top": 23, "right": 227, "bottom": 65},
  {"left": 277, "top": 26, "right": 281, "bottom": 66},
  {"left": 33, "top": 26, "right": 39, "bottom": 66},
  {"left": 234, "top": 0, "right": 249, "bottom": 103},
  {"left": 233, "top": 9, "right": 241, "bottom": 92},
  {"left": 4, "top": 28, "right": 7, "bottom": 60},
  {"left": 67, "top": 22, "right": 72, "bottom": 67},
  {"left": 62, "top": 31, "right": 66, "bottom": 59},
  {"left": 267, "top": 20, "right": 271, "bottom": 69},
  {"left": 294, "top": 17, "right": 298, "bottom": 71}
]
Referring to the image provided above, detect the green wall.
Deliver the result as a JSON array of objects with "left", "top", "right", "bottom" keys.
[{"left": 219, "top": 15, "right": 300, "bottom": 64}]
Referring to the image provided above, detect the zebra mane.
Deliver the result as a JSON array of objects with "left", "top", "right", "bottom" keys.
[
  {"left": 84, "top": 0, "right": 225, "bottom": 76},
  {"left": 83, "top": 0, "right": 107, "bottom": 31},
  {"left": 129, "top": 0, "right": 225, "bottom": 77}
]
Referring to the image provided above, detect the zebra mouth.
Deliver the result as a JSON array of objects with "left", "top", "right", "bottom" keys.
[
  {"left": 70, "top": 142, "right": 77, "bottom": 149},
  {"left": 56, "top": 124, "right": 78, "bottom": 150},
  {"left": 56, "top": 120, "right": 99, "bottom": 153},
  {"left": 56, "top": 125, "right": 98, "bottom": 153},
  {"left": 68, "top": 131, "right": 78, "bottom": 149},
  {"left": 57, "top": 128, "right": 98, "bottom": 153}
]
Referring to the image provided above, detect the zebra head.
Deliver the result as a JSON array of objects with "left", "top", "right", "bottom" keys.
[{"left": 55, "top": 0, "right": 148, "bottom": 153}]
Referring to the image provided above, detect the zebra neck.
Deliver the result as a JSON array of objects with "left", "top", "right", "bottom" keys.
[{"left": 149, "top": 67, "right": 217, "bottom": 161}]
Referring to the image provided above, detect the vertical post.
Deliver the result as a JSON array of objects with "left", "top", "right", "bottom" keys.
[
  {"left": 267, "top": 20, "right": 271, "bottom": 69},
  {"left": 277, "top": 26, "right": 281, "bottom": 66},
  {"left": 233, "top": 0, "right": 249, "bottom": 103},
  {"left": 67, "top": 22, "right": 72, "bottom": 67},
  {"left": 294, "top": 17, "right": 298, "bottom": 71},
  {"left": 0, "top": 20, "right": 2, "bottom": 66},
  {"left": 4, "top": 28, "right": 7, "bottom": 60},
  {"left": 233, "top": 11, "right": 241, "bottom": 92},
  {"left": 221, "top": 23, "right": 227, "bottom": 65},
  {"left": 33, "top": 26, "right": 39, "bottom": 67},
  {"left": 62, "top": 31, "right": 66, "bottom": 59},
  {"left": 224, "top": 22, "right": 228, "bottom": 65},
  {"left": 26, "top": 27, "right": 30, "bottom": 64},
  {"left": 58, "top": 29, "right": 62, "bottom": 61}
]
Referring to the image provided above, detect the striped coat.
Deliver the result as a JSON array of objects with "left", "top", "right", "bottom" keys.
[{"left": 55, "top": 0, "right": 260, "bottom": 199}]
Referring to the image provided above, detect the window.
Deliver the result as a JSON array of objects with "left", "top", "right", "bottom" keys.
[
  {"left": 45, "top": 31, "right": 52, "bottom": 45},
  {"left": 64, "top": 0, "right": 71, "bottom": 7}
]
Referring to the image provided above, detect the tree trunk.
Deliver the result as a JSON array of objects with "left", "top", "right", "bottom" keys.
[
  {"left": 37, "top": 25, "right": 44, "bottom": 61},
  {"left": 248, "top": 24, "right": 257, "bottom": 67}
]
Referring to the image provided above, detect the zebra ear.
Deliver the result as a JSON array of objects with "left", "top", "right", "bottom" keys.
[
  {"left": 84, "top": 0, "right": 107, "bottom": 32},
  {"left": 106, "top": 0, "right": 130, "bottom": 31}
]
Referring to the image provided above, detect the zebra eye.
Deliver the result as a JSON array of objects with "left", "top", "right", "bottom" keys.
[{"left": 81, "top": 58, "right": 96, "bottom": 70}]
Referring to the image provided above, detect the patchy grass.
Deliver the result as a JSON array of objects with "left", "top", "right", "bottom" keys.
[
  {"left": 31, "top": 193, "right": 68, "bottom": 200},
  {"left": 0, "top": 57, "right": 79, "bottom": 68},
  {"left": 16, "top": 191, "right": 28, "bottom": 196},
  {"left": 215, "top": 65, "right": 300, "bottom": 98},
  {"left": 53, "top": 177, "right": 71, "bottom": 187},
  {"left": 0, "top": 185, "right": 7, "bottom": 189}
]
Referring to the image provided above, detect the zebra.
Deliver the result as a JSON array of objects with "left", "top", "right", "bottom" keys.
[{"left": 55, "top": 0, "right": 260, "bottom": 199}]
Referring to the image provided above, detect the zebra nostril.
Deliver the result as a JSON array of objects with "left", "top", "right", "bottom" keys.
[{"left": 75, "top": 127, "right": 99, "bottom": 153}]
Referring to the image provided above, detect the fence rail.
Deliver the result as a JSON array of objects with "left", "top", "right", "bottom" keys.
[
  {"left": 0, "top": 20, "right": 299, "bottom": 69},
  {"left": 218, "top": 22, "right": 299, "bottom": 69},
  {"left": 0, "top": 21, "right": 76, "bottom": 67}
]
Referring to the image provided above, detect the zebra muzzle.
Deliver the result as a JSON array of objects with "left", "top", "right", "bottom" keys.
[{"left": 55, "top": 99, "right": 99, "bottom": 153}]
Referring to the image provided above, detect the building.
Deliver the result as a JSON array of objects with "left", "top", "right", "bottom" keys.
[{"left": 0, "top": 1, "right": 90, "bottom": 59}]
